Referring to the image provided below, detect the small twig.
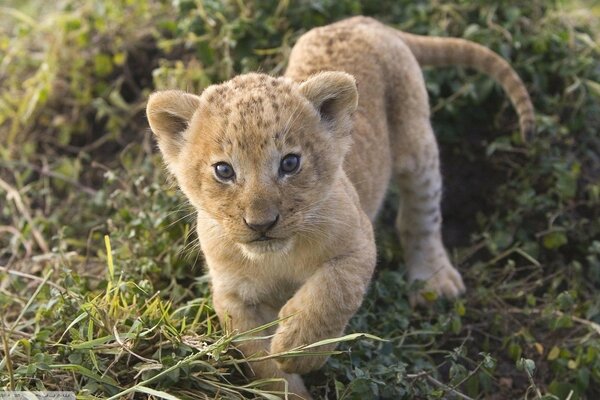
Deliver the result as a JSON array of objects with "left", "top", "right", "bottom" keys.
[
  {"left": 0, "top": 265, "right": 65, "bottom": 291},
  {"left": 10, "top": 270, "right": 52, "bottom": 331},
  {"left": 486, "top": 245, "right": 541, "bottom": 268},
  {"left": 0, "top": 225, "right": 33, "bottom": 258},
  {"left": 112, "top": 324, "right": 158, "bottom": 364},
  {"left": 102, "top": 323, "right": 160, "bottom": 381},
  {"left": 431, "top": 78, "right": 477, "bottom": 114},
  {"left": 407, "top": 370, "right": 475, "bottom": 400},
  {"left": 32, "top": 161, "right": 98, "bottom": 196},
  {"left": 570, "top": 314, "right": 600, "bottom": 336},
  {"left": 0, "top": 318, "right": 15, "bottom": 390},
  {"left": 485, "top": 5, "right": 513, "bottom": 42},
  {"left": 456, "top": 239, "right": 487, "bottom": 265},
  {"left": 521, "top": 359, "right": 543, "bottom": 399},
  {"left": 0, "top": 177, "right": 49, "bottom": 253},
  {"left": 507, "top": 307, "right": 600, "bottom": 337},
  {"left": 452, "top": 360, "right": 484, "bottom": 393},
  {"left": 565, "top": 390, "right": 574, "bottom": 400},
  {"left": 0, "top": 159, "right": 98, "bottom": 196}
]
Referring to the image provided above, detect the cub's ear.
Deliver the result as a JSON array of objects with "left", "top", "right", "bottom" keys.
[
  {"left": 146, "top": 90, "right": 201, "bottom": 165},
  {"left": 299, "top": 71, "right": 358, "bottom": 136}
]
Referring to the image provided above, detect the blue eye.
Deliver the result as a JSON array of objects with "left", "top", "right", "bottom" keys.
[
  {"left": 280, "top": 154, "right": 300, "bottom": 175},
  {"left": 214, "top": 162, "right": 235, "bottom": 181}
]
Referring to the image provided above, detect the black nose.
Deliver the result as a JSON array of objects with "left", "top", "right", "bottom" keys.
[{"left": 244, "top": 214, "right": 279, "bottom": 233}]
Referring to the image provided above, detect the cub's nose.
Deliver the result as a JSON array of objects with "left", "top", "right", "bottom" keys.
[{"left": 244, "top": 214, "right": 279, "bottom": 233}]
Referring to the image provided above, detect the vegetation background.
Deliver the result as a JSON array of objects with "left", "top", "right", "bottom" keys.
[{"left": 1, "top": 0, "right": 599, "bottom": 399}]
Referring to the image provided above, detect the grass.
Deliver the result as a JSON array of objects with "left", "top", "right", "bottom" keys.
[{"left": 1, "top": 0, "right": 599, "bottom": 399}]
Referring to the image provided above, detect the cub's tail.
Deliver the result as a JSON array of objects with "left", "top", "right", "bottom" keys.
[{"left": 398, "top": 32, "right": 535, "bottom": 141}]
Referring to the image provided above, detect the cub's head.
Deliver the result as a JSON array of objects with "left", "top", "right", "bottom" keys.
[{"left": 146, "top": 72, "right": 357, "bottom": 257}]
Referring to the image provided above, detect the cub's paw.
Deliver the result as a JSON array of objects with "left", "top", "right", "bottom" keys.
[
  {"left": 408, "top": 258, "right": 465, "bottom": 306},
  {"left": 274, "top": 352, "right": 328, "bottom": 375},
  {"left": 271, "top": 301, "right": 332, "bottom": 374},
  {"left": 271, "top": 321, "right": 329, "bottom": 375},
  {"left": 273, "top": 372, "right": 313, "bottom": 400}
]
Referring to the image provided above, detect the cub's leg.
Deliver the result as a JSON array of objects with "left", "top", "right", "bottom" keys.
[
  {"left": 384, "top": 37, "right": 465, "bottom": 304},
  {"left": 392, "top": 119, "right": 465, "bottom": 305},
  {"left": 212, "top": 291, "right": 312, "bottom": 400},
  {"left": 271, "top": 238, "right": 376, "bottom": 374}
]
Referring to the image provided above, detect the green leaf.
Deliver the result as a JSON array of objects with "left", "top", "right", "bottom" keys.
[
  {"left": 94, "top": 53, "right": 114, "bottom": 77},
  {"left": 548, "top": 381, "right": 577, "bottom": 399},
  {"left": 543, "top": 232, "right": 568, "bottom": 249},
  {"left": 449, "top": 363, "right": 467, "bottom": 384},
  {"left": 50, "top": 364, "right": 121, "bottom": 388},
  {"left": 508, "top": 342, "right": 522, "bottom": 361},
  {"left": 133, "top": 386, "right": 183, "bottom": 400},
  {"left": 585, "top": 79, "right": 600, "bottom": 98},
  {"left": 516, "top": 358, "right": 536, "bottom": 376},
  {"left": 547, "top": 346, "right": 560, "bottom": 361},
  {"left": 303, "top": 332, "right": 386, "bottom": 349}
]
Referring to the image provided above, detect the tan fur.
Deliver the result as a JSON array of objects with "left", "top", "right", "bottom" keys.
[{"left": 146, "top": 16, "right": 534, "bottom": 399}]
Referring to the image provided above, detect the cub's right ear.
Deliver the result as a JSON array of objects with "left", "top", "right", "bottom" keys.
[
  {"left": 299, "top": 71, "right": 358, "bottom": 138},
  {"left": 146, "top": 90, "right": 201, "bottom": 166}
]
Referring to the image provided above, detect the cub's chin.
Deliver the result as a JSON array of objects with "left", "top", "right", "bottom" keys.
[{"left": 238, "top": 237, "right": 294, "bottom": 260}]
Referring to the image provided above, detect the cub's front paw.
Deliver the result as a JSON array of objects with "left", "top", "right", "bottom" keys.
[
  {"left": 409, "top": 256, "right": 465, "bottom": 306},
  {"left": 271, "top": 305, "right": 330, "bottom": 374},
  {"left": 271, "top": 328, "right": 329, "bottom": 374},
  {"left": 271, "top": 336, "right": 327, "bottom": 375}
]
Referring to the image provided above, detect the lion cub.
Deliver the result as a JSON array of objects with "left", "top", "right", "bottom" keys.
[{"left": 147, "top": 16, "right": 533, "bottom": 400}]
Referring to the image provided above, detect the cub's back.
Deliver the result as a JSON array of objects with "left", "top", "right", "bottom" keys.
[{"left": 285, "top": 17, "right": 426, "bottom": 219}]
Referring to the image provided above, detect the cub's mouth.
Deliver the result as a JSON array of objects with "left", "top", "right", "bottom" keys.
[
  {"left": 239, "top": 236, "right": 294, "bottom": 257},
  {"left": 252, "top": 235, "right": 276, "bottom": 242}
]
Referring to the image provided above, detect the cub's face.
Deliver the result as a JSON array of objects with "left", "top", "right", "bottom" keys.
[{"left": 147, "top": 73, "right": 357, "bottom": 257}]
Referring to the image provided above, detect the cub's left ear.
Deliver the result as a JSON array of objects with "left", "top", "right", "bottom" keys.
[
  {"left": 146, "top": 90, "right": 201, "bottom": 167},
  {"left": 299, "top": 71, "right": 358, "bottom": 136}
]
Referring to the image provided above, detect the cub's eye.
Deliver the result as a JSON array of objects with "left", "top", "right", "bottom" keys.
[
  {"left": 214, "top": 162, "right": 235, "bottom": 181},
  {"left": 280, "top": 154, "right": 301, "bottom": 175}
]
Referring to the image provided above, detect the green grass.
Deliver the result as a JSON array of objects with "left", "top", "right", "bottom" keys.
[{"left": 1, "top": 0, "right": 599, "bottom": 399}]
